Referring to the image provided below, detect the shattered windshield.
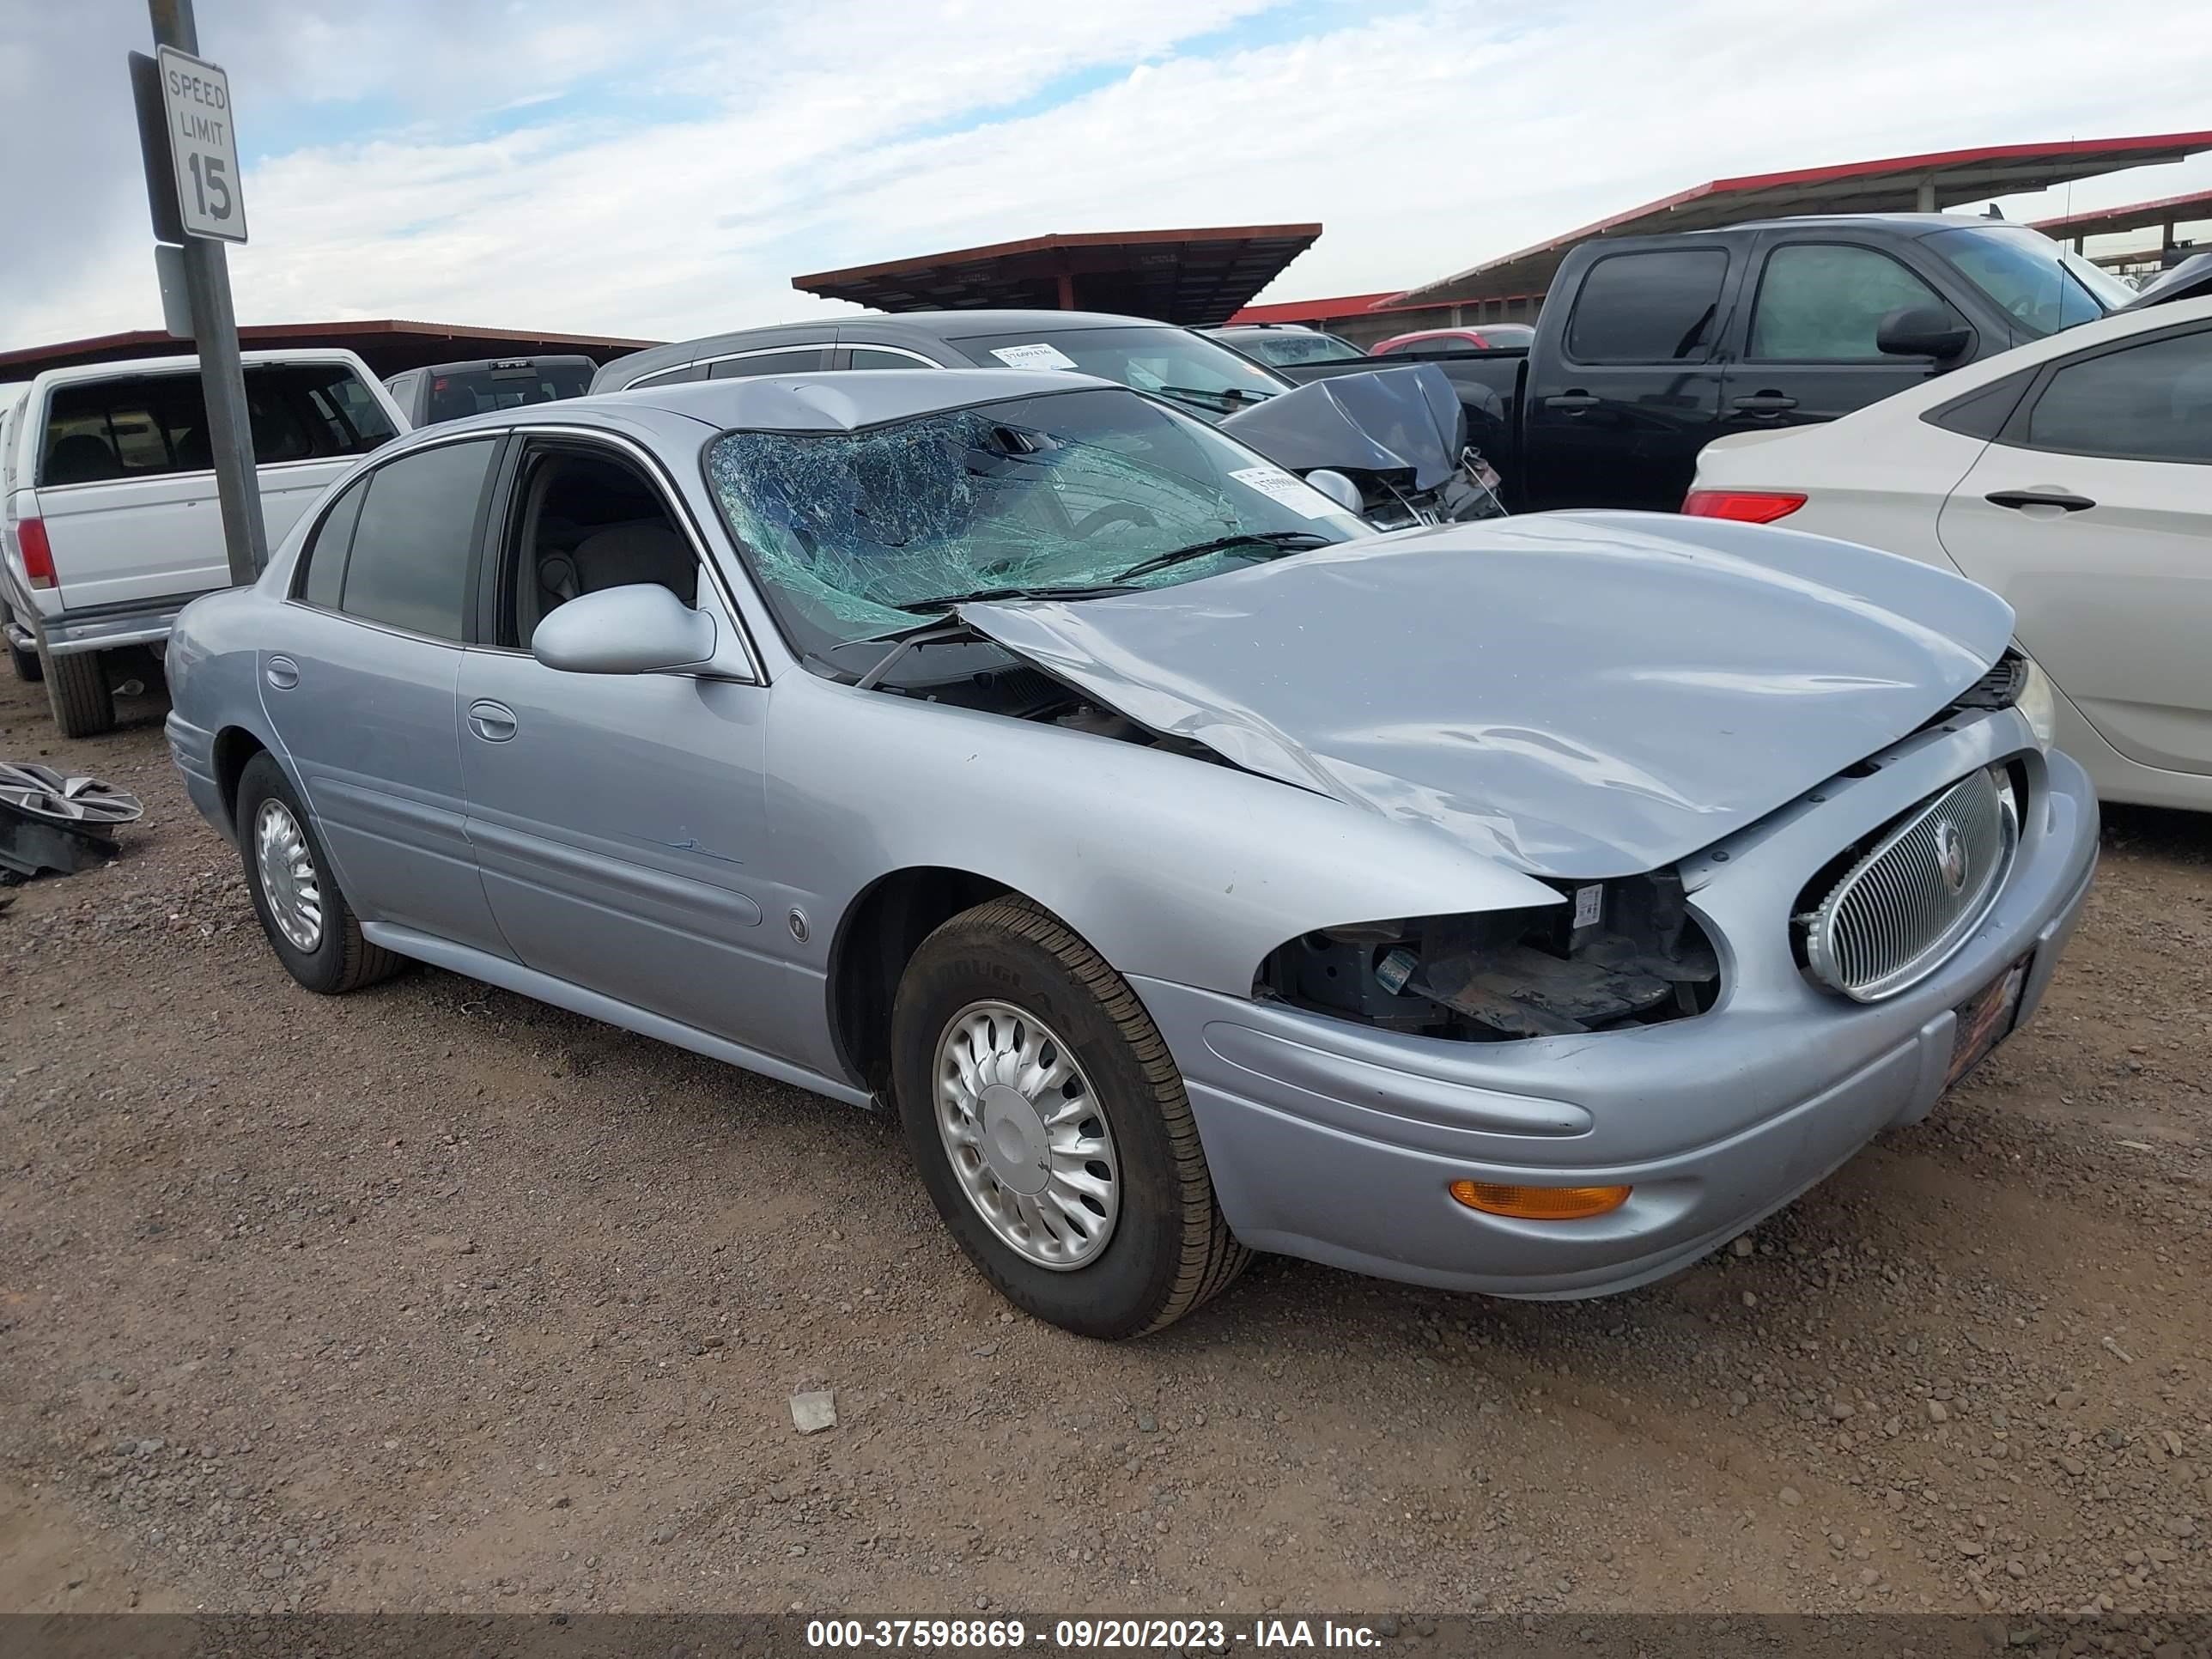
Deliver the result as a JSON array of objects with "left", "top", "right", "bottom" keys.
[
  {"left": 950, "top": 325, "right": 1289, "bottom": 418},
  {"left": 703, "top": 386, "right": 1369, "bottom": 658}
]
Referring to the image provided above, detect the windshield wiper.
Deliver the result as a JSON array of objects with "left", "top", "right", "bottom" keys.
[
  {"left": 890, "top": 581, "right": 1139, "bottom": 613},
  {"left": 1110, "top": 531, "right": 1333, "bottom": 584},
  {"left": 1152, "top": 383, "right": 1275, "bottom": 413}
]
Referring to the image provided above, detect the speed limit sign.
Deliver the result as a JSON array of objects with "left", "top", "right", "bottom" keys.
[{"left": 155, "top": 44, "right": 246, "bottom": 243}]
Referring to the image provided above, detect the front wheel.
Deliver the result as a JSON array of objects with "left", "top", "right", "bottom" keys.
[{"left": 891, "top": 896, "right": 1249, "bottom": 1338}]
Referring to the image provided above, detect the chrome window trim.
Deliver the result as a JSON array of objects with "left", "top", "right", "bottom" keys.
[{"left": 839, "top": 343, "right": 942, "bottom": 368}]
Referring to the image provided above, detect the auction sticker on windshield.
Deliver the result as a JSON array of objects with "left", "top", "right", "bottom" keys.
[
  {"left": 157, "top": 46, "right": 247, "bottom": 243},
  {"left": 988, "top": 343, "right": 1079, "bottom": 370},
  {"left": 1231, "top": 465, "right": 1335, "bottom": 519}
]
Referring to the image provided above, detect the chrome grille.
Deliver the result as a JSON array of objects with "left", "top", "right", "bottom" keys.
[{"left": 1801, "top": 767, "right": 2016, "bottom": 1002}]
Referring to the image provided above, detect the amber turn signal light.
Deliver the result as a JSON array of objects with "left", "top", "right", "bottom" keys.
[{"left": 1449, "top": 1181, "right": 1631, "bottom": 1220}]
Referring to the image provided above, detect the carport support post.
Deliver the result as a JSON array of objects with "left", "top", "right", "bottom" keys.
[{"left": 148, "top": 0, "right": 268, "bottom": 585}]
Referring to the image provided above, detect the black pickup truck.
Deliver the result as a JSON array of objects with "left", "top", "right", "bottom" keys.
[{"left": 1274, "top": 214, "right": 2140, "bottom": 512}]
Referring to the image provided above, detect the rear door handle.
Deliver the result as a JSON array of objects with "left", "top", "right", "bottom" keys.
[
  {"left": 1542, "top": 391, "right": 1600, "bottom": 410},
  {"left": 1985, "top": 489, "right": 2095, "bottom": 513},
  {"left": 264, "top": 656, "right": 300, "bottom": 691},
  {"left": 1730, "top": 392, "right": 1799, "bottom": 414},
  {"left": 467, "top": 699, "right": 518, "bottom": 743}
]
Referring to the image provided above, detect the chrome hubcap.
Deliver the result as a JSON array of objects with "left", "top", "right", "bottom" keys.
[
  {"left": 253, "top": 799, "right": 324, "bottom": 952},
  {"left": 935, "top": 1000, "right": 1119, "bottom": 1271}
]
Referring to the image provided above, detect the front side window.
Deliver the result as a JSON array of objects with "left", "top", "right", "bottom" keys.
[
  {"left": 1930, "top": 225, "right": 2136, "bottom": 338},
  {"left": 1566, "top": 249, "right": 1730, "bottom": 364},
  {"left": 952, "top": 325, "right": 1286, "bottom": 417},
  {"left": 703, "top": 386, "right": 1368, "bottom": 659},
  {"left": 2016, "top": 329, "right": 2212, "bottom": 464},
  {"left": 1749, "top": 245, "right": 1951, "bottom": 361},
  {"left": 337, "top": 439, "right": 497, "bottom": 640}
]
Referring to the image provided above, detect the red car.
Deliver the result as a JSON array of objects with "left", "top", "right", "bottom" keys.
[{"left": 1370, "top": 325, "right": 1534, "bottom": 355}]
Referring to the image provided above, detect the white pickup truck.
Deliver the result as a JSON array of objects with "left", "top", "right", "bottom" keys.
[{"left": 1, "top": 348, "right": 407, "bottom": 736}]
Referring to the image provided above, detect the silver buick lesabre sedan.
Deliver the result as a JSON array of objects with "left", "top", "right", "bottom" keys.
[{"left": 163, "top": 368, "right": 2099, "bottom": 1338}]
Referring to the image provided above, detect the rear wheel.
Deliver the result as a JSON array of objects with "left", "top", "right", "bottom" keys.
[
  {"left": 235, "top": 752, "right": 403, "bottom": 994},
  {"left": 36, "top": 637, "right": 111, "bottom": 737},
  {"left": 891, "top": 896, "right": 1249, "bottom": 1338}
]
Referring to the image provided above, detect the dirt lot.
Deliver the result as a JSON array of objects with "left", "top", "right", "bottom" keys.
[{"left": 1, "top": 663, "right": 2207, "bottom": 1622}]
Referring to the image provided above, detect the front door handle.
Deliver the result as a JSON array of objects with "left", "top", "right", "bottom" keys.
[
  {"left": 264, "top": 656, "right": 300, "bottom": 691},
  {"left": 467, "top": 699, "right": 518, "bottom": 743},
  {"left": 1985, "top": 489, "right": 2095, "bottom": 514},
  {"left": 1730, "top": 392, "right": 1799, "bottom": 414},
  {"left": 1543, "top": 390, "right": 1601, "bottom": 410}
]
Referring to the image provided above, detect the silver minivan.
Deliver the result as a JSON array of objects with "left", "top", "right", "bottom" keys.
[{"left": 1, "top": 349, "right": 406, "bottom": 736}]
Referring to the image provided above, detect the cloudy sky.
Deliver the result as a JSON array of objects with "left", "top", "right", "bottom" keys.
[{"left": 5, "top": 0, "right": 2211, "bottom": 352}]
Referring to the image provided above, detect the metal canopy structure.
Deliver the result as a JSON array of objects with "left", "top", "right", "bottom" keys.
[
  {"left": 1389, "top": 131, "right": 2212, "bottom": 307},
  {"left": 2032, "top": 185, "right": 2212, "bottom": 249},
  {"left": 0, "top": 318, "right": 659, "bottom": 382},
  {"left": 792, "top": 225, "right": 1323, "bottom": 325}
]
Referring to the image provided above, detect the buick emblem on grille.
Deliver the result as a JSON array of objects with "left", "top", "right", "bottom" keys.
[{"left": 1934, "top": 818, "right": 1970, "bottom": 896}]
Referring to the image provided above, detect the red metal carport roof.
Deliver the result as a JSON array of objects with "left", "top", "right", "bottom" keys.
[
  {"left": 1387, "top": 131, "right": 2212, "bottom": 307},
  {"left": 793, "top": 225, "right": 1323, "bottom": 325},
  {"left": 0, "top": 319, "right": 660, "bottom": 382},
  {"left": 2032, "top": 185, "right": 2212, "bottom": 242}
]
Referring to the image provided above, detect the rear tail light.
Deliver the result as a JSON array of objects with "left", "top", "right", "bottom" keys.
[
  {"left": 16, "top": 516, "right": 56, "bottom": 589},
  {"left": 1682, "top": 489, "right": 1807, "bottom": 524}
]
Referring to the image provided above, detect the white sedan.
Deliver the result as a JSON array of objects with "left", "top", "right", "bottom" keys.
[{"left": 1688, "top": 295, "right": 2212, "bottom": 811}]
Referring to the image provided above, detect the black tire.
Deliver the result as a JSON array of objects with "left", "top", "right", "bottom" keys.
[
  {"left": 891, "top": 896, "right": 1249, "bottom": 1338},
  {"left": 235, "top": 751, "right": 404, "bottom": 995},
  {"left": 36, "top": 636, "right": 111, "bottom": 737},
  {"left": 3, "top": 606, "right": 40, "bottom": 682}
]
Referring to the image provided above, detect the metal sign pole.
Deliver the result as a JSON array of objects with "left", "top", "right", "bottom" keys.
[{"left": 146, "top": 0, "right": 266, "bottom": 584}]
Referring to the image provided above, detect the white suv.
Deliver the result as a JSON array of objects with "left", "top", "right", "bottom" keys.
[{"left": 1, "top": 349, "right": 407, "bottom": 736}]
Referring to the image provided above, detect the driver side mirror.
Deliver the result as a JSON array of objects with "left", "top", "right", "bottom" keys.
[
  {"left": 1876, "top": 306, "right": 1973, "bottom": 362},
  {"left": 532, "top": 583, "right": 719, "bottom": 675},
  {"left": 1303, "top": 468, "right": 1366, "bottom": 515}
]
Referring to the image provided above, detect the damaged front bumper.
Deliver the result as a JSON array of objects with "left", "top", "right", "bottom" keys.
[{"left": 1131, "top": 720, "right": 2099, "bottom": 1299}]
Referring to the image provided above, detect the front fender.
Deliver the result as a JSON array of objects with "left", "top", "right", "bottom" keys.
[{"left": 770, "top": 676, "right": 1562, "bottom": 998}]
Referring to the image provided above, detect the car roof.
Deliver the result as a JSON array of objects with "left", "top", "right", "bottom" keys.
[
  {"left": 1709, "top": 212, "right": 2034, "bottom": 237},
  {"left": 441, "top": 368, "right": 1127, "bottom": 438},
  {"left": 602, "top": 309, "right": 1191, "bottom": 386},
  {"left": 28, "top": 348, "right": 373, "bottom": 390}
]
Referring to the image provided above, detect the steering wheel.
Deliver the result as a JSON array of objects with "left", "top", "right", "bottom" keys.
[{"left": 1071, "top": 502, "right": 1158, "bottom": 538}]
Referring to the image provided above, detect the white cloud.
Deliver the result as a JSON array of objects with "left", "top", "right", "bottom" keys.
[{"left": 5, "top": 0, "right": 2211, "bottom": 352}]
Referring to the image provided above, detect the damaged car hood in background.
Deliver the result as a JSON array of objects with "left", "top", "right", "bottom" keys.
[
  {"left": 1218, "top": 364, "right": 1467, "bottom": 489},
  {"left": 960, "top": 512, "right": 2016, "bottom": 878}
]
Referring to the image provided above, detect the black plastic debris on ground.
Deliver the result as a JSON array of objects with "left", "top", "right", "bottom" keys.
[{"left": 0, "top": 762, "right": 144, "bottom": 881}]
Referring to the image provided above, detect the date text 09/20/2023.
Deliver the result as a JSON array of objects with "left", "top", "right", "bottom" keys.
[{"left": 805, "top": 1617, "right": 1387, "bottom": 1649}]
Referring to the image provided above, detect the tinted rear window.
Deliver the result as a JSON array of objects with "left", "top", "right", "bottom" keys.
[
  {"left": 39, "top": 363, "right": 396, "bottom": 484},
  {"left": 423, "top": 362, "right": 594, "bottom": 423},
  {"left": 1565, "top": 250, "right": 1729, "bottom": 364}
]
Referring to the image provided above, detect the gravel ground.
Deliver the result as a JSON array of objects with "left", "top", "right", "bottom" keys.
[{"left": 1, "top": 665, "right": 2206, "bottom": 1624}]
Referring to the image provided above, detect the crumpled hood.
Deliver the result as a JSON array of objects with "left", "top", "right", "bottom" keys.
[
  {"left": 1218, "top": 364, "right": 1467, "bottom": 489},
  {"left": 960, "top": 511, "right": 2016, "bottom": 878}
]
